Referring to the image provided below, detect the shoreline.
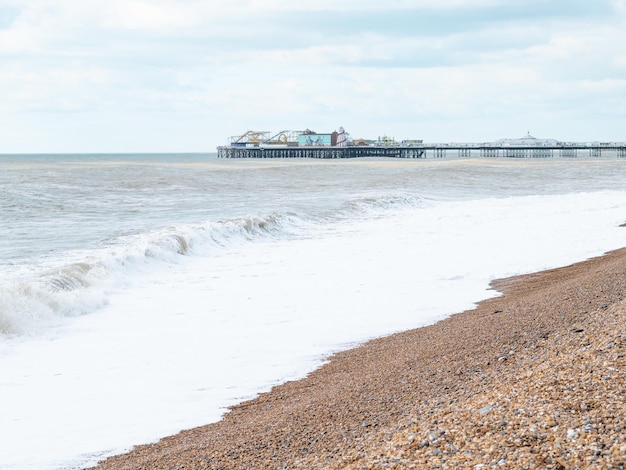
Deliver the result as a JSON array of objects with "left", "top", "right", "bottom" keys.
[{"left": 91, "top": 247, "right": 626, "bottom": 469}]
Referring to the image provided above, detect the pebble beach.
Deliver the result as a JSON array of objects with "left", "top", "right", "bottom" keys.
[{"left": 91, "top": 245, "right": 626, "bottom": 470}]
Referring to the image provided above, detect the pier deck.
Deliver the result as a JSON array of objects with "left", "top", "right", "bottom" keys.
[{"left": 217, "top": 144, "right": 626, "bottom": 159}]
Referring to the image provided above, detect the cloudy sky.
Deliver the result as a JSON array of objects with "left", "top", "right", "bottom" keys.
[{"left": 1, "top": 0, "right": 625, "bottom": 153}]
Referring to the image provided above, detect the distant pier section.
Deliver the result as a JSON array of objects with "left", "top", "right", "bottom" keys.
[{"left": 217, "top": 129, "right": 626, "bottom": 159}]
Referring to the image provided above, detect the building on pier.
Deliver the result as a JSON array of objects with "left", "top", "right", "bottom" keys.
[{"left": 490, "top": 132, "right": 559, "bottom": 148}]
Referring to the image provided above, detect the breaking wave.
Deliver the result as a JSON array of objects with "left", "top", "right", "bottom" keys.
[
  {"left": 336, "top": 195, "right": 425, "bottom": 217},
  {"left": 0, "top": 194, "right": 425, "bottom": 337},
  {"left": 0, "top": 212, "right": 302, "bottom": 337}
]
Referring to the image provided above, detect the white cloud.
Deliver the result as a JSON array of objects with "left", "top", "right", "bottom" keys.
[
  {"left": 0, "top": 0, "right": 625, "bottom": 151},
  {"left": 197, "top": 0, "right": 510, "bottom": 13},
  {"left": 99, "top": 1, "right": 216, "bottom": 32}
]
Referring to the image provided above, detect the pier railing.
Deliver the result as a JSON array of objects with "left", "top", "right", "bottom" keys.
[{"left": 217, "top": 144, "right": 626, "bottom": 159}]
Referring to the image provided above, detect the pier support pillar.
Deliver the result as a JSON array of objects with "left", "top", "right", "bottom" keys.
[{"left": 480, "top": 149, "right": 499, "bottom": 157}]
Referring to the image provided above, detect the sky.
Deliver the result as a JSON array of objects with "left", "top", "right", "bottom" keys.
[{"left": 0, "top": 0, "right": 625, "bottom": 153}]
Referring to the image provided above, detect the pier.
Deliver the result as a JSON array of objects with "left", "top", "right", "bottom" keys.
[
  {"left": 218, "top": 144, "right": 626, "bottom": 159},
  {"left": 217, "top": 129, "right": 626, "bottom": 159}
]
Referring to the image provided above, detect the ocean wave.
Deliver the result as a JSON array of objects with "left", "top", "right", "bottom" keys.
[
  {"left": 0, "top": 194, "right": 425, "bottom": 337},
  {"left": 0, "top": 211, "right": 305, "bottom": 337},
  {"left": 338, "top": 195, "right": 425, "bottom": 214}
]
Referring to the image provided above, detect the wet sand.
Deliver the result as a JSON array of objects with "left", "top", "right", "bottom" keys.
[{"left": 91, "top": 247, "right": 626, "bottom": 469}]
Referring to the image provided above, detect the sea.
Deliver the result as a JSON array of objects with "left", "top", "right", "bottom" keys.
[{"left": 1, "top": 153, "right": 626, "bottom": 469}]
